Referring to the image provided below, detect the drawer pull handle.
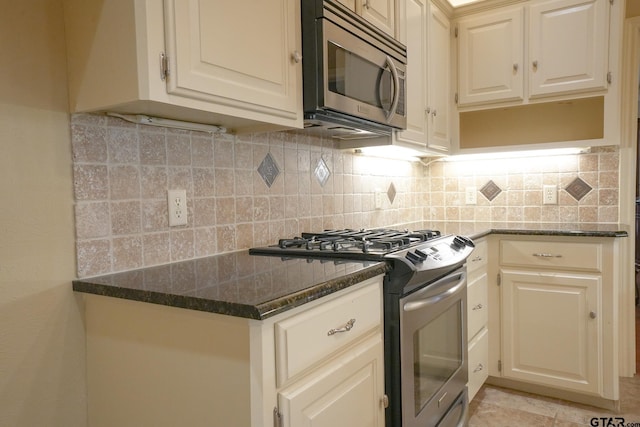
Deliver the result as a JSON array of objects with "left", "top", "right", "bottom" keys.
[
  {"left": 472, "top": 256, "right": 483, "bottom": 262},
  {"left": 532, "top": 253, "right": 562, "bottom": 258},
  {"left": 472, "top": 303, "right": 483, "bottom": 311},
  {"left": 473, "top": 363, "right": 484, "bottom": 373},
  {"left": 328, "top": 318, "right": 356, "bottom": 336}
]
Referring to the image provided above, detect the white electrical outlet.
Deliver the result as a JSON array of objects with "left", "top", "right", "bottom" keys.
[
  {"left": 543, "top": 185, "right": 558, "bottom": 205},
  {"left": 465, "top": 187, "right": 477, "bottom": 205},
  {"left": 374, "top": 189, "right": 383, "bottom": 210},
  {"left": 168, "top": 189, "right": 188, "bottom": 226}
]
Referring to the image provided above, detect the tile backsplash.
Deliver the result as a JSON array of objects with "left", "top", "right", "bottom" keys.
[
  {"left": 71, "top": 114, "right": 619, "bottom": 277},
  {"left": 71, "top": 114, "right": 425, "bottom": 277}
]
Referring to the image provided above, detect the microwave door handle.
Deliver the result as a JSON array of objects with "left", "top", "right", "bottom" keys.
[{"left": 383, "top": 55, "right": 400, "bottom": 123}]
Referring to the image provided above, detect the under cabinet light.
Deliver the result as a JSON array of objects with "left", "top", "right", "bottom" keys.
[
  {"left": 107, "top": 113, "right": 227, "bottom": 134},
  {"left": 353, "top": 146, "right": 428, "bottom": 162},
  {"left": 444, "top": 147, "right": 590, "bottom": 162}
]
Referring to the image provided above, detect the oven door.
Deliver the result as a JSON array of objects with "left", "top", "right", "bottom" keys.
[
  {"left": 399, "top": 268, "right": 468, "bottom": 427},
  {"left": 320, "top": 18, "right": 406, "bottom": 128}
]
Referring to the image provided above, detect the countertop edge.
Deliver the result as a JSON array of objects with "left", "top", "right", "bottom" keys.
[
  {"left": 466, "top": 228, "right": 628, "bottom": 240},
  {"left": 73, "top": 262, "right": 389, "bottom": 320}
]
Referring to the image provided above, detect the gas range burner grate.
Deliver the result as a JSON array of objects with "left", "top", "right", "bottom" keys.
[{"left": 275, "top": 228, "right": 443, "bottom": 254}]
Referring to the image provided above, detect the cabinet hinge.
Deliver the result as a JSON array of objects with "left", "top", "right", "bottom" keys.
[
  {"left": 497, "top": 273, "right": 501, "bottom": 286},
  {"left": 382, "top": 394, "right": 389, "bottom": 409},
  {"left": 160, "top": 52, "right": 169, "bottom": 81},
  {"left": 607, "top": 71, "right": 612, "bottom": 84},
  {"left": 273, "top": 407, "right": 283, "bottom": 427},
  {"left": 609, "top": 0, "right": 613, "bottom": 5},
  {"left": 498, "top": 360, "right": 502, "bottom": 372},
  {"left": 454, "top": 92, "right": 458, "bottom": 104},
  {"left": 454, "top": 26, "right": 458, "bottom": 38}
]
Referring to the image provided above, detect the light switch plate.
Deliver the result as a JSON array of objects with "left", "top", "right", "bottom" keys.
[{"left": 465, "top": 187, "right": 477, "bottom": 205}]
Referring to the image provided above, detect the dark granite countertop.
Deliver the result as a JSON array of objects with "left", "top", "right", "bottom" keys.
[
  {"left": 424, "top": 222, "right": 628, "bottom": 240},
  {"left": 73, "top": 250, "right": 389, "bottom": 320},
  {"left": 73, "top": 223, "right": 627, "bottom": 320}
]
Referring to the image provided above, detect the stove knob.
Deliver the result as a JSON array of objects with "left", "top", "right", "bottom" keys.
[
  {"left": 405, "top": 251, "right": 423, "bottom": 265},
  {"left": 453, "top": 236, "right": 475, "bottom": 248},
  {"left": 414, "top": 249, "right": 429, "bottom": 260}
]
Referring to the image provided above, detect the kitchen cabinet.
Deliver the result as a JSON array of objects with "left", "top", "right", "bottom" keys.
[
  {"left": 491, "top": 236, "right": 619, "bottom": 405},
  {"left": 338, "top": 0, "right": 398, "bottom": 39},
  {"left": 81, "top": 275, "right": 385, "bottom": 427},
  {"left": 457, "top": 0, "right": 609, "bottom": 107},
  {"left": 63, "top": 0, "right": 302, "bottom": 133},
  {"left": 456, "top": 6, "right": 524, "bottom": 106},
  {"left": 454, "top": 0, "right": 623, "bottom": 153},
  {"left": 466, "top": 237, "right": 488, "bottom": 401},
  {"left": 395, "top": 0, "right": 451, "bottom": 154}
]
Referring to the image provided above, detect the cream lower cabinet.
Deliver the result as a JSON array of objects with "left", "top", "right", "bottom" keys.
[
  {"left": 501, "top": 269, "right": 601, "bottom": 394},
  {"left": 82, "top": 276, "right": 385, "bottom": 427},
  {"left": 63, "top": 0, "right": 302, "bottom": 133},
  {"left": 494, "top": 236, "right": 619, "bottom": 404},
  {"left": 466, "top": 238, "right": 489, "bottom": 400}
]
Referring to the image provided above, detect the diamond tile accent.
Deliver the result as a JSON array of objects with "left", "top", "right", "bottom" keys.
[
  {"left": 314, "top": 158, "right": 331, "bottom": 187},
  {"left": 257, "top": 152, "right": 280, "bottom": 188},
  {"left": 387, "top": 182, "right": 396, "bottom": 204},
  {"left": 480, "top": 180, "right": 502, "bottom": 201},
  {"left": 565, "top": 177, "right": 593, "bottom": 201}
]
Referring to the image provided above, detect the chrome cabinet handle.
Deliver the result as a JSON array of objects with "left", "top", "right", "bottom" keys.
[
  {"left": 431, "top": 109, "right": 437, "bottom": 117},
  {"left": 472, "top": 303, "right": 483, "bottom": 311},
  {"left": 473, "top": 363, "right": 484, "bottom": 373},
  {"left": 291, "top": 51, "right": 302, "bottom": 63},
  {"left": 364, "top": 0, "right": 371, "bottom": 8},
  {"left": 328, "top": 318, "right": 356, "bottom": 336},
  {"left": 471, "top": 255, "right": 483, "bottom": 262},
  {"left": 532, "top": 253, "right": 562, "bottom": 258}
]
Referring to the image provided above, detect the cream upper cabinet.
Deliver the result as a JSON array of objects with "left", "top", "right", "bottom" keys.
[
  {"left": 528, "top": 0, "right": 609, "bottom": 97},
  {"left": 63, "top": 0, "right": 302, "bottom": 133},
  {"left": 395, "top": 0, "right": 451, "bottom": 154},
  {"left": 457, "top": 6, "right": 524, "bottom": 106},
  {"left": 456, "top": 0, "right": 610, "bottom": 107},
  {"left": 337, "top": 0, "right": 398, "bottom": 38}
]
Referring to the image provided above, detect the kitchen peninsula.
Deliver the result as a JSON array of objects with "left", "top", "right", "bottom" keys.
[{"left": 74, "top": 223, "right": 627, "bottom": 426}]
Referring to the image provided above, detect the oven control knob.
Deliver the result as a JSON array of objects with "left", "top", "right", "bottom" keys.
[
  {"left": 405, "top": 251, "right": 423, "bottom": 265},
  {"left": 453, "top": 235, "right": 474, "bottom": 249}
]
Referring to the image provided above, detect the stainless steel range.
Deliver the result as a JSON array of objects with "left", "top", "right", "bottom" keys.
[{"left": 250, "top": 228, "right": 475, "bottom": 427}]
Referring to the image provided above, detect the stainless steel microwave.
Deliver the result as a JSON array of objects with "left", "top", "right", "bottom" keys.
[{"left": 301, "top": 0, "right": 407, "bottom": 139}]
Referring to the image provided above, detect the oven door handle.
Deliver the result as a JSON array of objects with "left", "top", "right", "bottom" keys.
[{"left": 403, "top": 272, "right": 466, "bottom": 312}]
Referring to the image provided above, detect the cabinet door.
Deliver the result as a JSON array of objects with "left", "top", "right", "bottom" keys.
[
  {"left": 501, "top": 269, "right": 602, "bottom": 394},
  {"left": 427, "top": 4, "right": 451, "bottom": 152},
  {"left": 395, "top": 0, "right": 429, "bottom": 150},
  {"left": 278, "top": 335, "right": 385, "bottom": 427},
  {"left": 164, "top": 0, "right": 301, "bottom": 122},
  {"left": 361, "top": 0, "right": 397, "bottom": 38},
  {"left": 529, "top": 0, "right": 609, "bottom": 97},
  {"left": 457, "top": 7, "right": 524, "bottom": 105}
]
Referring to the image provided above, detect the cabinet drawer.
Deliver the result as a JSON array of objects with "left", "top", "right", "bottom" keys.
[
  {"left": 467, "top": 238, "right": 488, "bottom": 275},
  {"left": 500, "top": 240, "right": 602, "bottom": 272},
  {"left": 275, "top": 281, "right": 382, "bottom": 386},
  {"left": 467, "top": 272, "right": 488, "bottom": 340},
  {"left": 468, "top": 327, "right": 489, "bottom": 401}
]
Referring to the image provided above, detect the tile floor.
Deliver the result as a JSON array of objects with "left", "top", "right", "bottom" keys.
[
  {"left": 469, "top": 305, "right": 640, "bottom": 426},
  {"left": 468, "top": 376, "right": 640, "bottom": 426}
]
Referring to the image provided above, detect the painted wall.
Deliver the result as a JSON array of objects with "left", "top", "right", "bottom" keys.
[{"left": 0, "top": 1, "right": 86, "bottom": 426}]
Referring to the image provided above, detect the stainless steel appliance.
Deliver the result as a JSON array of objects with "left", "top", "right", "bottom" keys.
[
  {"left": 301, "top": 0, "right": 407, "bottom": 139},
  {"left": 249, "top": 229, "right": 474, "bottom": 426}
]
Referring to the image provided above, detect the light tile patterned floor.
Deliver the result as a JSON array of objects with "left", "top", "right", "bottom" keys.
[{"left": 468, "top": 376, "right": 640, "bottom": 426}]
